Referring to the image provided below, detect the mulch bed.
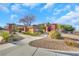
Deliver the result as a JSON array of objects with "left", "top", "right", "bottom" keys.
[{"left": 29, "top": 37, "right": 79, "bottom": 52}]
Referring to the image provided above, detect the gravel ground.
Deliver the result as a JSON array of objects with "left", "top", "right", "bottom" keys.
[{"left": 29, "top": 37, "right": 79, "bottom": 52}]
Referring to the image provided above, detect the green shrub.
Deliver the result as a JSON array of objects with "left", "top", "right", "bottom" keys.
[
  {"left": 9, "top": 34, "right": 24, "bottom": 42},
  {"left": 24, "top": 31, "right": 41, "bottom": 36},
  {"left": 31, "top": 32, "right": 41, "bottom": 36},
  {"left": 24, "top": 31, "right": 32, "bottom": 35},
  {"left": 1, "top": 32, "right": 10, "bottom": 42},
  {"left": 39, "top": 29, "right": 44, "bottom": 33},
  {"left": 49, "top": 30, "right": 61, "bottom": 39}
]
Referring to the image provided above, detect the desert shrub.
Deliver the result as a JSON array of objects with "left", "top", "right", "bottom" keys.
[
  {"left": 64, "top": 39, "right": 79, "bottom": 47},
  {"left": 1, "top": 32, "right": 10, "bottom": 42},
  {"left": 48, "top": 30, "right": 61, "bottom": 39},
  {"left": 0, "top": 32, "right": 24, "bottom": 43},
  {"left": 8, "top": 34, "right": 24, "bottom": 42},
  {"left": 24, "top": 31, "right": 41, "bottom": 36},
  {"left": 65, "top": 41, "right": 79, "bottom": 47},
  {"left": 24, "top": 31, "right": 32, "bottom": 35},
  {"left": 31, "top": 32, "right": 41, "bottom": 36},
  {"left": 39, "top": 29, "right": 44, "bottom": 33}
]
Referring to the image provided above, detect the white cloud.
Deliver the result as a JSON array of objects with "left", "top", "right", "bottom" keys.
[
  {"left": 53, "top": 5, "right": 71, "bottom": 16},
  {"left": 22, "top": 3, "right": 39, "bottom": 9},
  {"left": 11, "top": 4, "right": 22, "bottom": 13},
  {"left": 44, "top": 5, "right": 72, "bottom": 24},
  {"left": 46, "top": 16, "right": 56, "bottom": 23},
  {"left": 41, "top": 3, "right": 54, "bottom": 11},
  {"left": 51, "top": 5, "right": 79, "bottom": 30},
  {"left": 0, "top": 5, "right": 9, "bottom": 12},
  {"left": 55, "top": 11, "right": 79, "bottom": 26},
  {"left": 10, "top": 15, "right": 17, "bottom": 20},
  {"left": 75, "top": 6, "right": 79, "bottom": 12},
  {"left": 63, "top": 5, "right": 71, "bottom": 11},
  {"left": 11, "top": 4, "right": 29, "bottom": 14}
]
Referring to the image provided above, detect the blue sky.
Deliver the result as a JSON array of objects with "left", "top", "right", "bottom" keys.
[{"left": 0, "top": 3, "right": 79, "bottom": 30}]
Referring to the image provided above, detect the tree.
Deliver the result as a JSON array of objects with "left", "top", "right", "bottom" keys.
[
  {"left": 19, "top": 14, "right": 35, "bottom": 26},
  {"left": 46, "top": 22, "right": 51, "bottom": 26},
  {"left": 57, "top": 24, "right": 75, "bottom": 33},
  {"left": 63, "top": 25, "right": 75, "bottom": 33},
  {"left": 0, "top": 27, "right": 4, "bottom": 30},
  {"left": 57, "top": 24, "right": 64, "bottom": 30},
  {"left": 38, "top": 24, "right": 46, "bottom": 33}
]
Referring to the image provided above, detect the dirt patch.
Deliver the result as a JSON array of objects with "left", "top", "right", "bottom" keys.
[{"left": 29, "top": 37, "right": 79, "bottom": 52}]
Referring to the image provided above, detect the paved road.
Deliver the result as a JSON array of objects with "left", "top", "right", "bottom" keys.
[{"left": 0, "top": 33, "right": 79, "bottom": 56}]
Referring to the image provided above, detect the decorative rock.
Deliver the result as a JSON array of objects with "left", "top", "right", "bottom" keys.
[{"left": 0, "top": 36, "right": 3, "bottom": 42}]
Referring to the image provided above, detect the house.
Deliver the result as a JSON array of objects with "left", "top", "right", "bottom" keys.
[
  {"left": 6, "top": 24, "right": 40, "bottom": 33},
  {"left": 6, "top": 23, "right": 58, "bottom": 33},
  {"left": 16, "top": 25, "right": 28, "bottom": 32}
]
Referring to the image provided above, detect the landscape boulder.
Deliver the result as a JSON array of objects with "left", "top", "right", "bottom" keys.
[{"left": 0, "top": 36, "right": 3, "bottom": 42}]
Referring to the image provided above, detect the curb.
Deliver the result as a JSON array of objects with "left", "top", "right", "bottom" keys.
[{"left": 48, "top": 49, "right": 79, "bottom": 54}]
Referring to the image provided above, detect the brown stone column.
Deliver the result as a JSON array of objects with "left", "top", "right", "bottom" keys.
[
  {"left": 24, "top": 26, "right": 28, "bottom": 32},
  {"left": 45, "top": 26, "right": 48, "bottom": 32},
  {"left": 8, "top": 24, "right": 14, "bottom": 33}
]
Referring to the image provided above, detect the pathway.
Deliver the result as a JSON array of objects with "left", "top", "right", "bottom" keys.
[{"left": 0, "top": 33, "right": 79, "bottom": 56}]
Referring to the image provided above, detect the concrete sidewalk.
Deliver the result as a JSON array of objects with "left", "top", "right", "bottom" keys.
[
  {"left": 0, "top": 43, "right": 16, "bottom": 51},
  {"left": 0, "top": 33, "right": 47, "bottom": 56}
]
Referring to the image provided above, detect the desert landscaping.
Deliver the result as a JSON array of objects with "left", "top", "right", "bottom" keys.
[
  {"left": 0, "top": 3, "right": 79, "bottom": 56},
  {"left": 29, "top": 34, "right": 79, "bottom": 52}
]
